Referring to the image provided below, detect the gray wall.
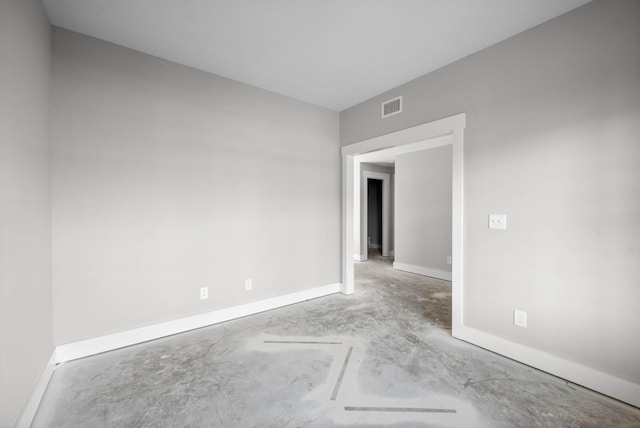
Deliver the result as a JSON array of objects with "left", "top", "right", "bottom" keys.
[
  {"left": 341, "top": 0, "right": 640, "bottom": 387},
  {"left": 395, "top": 146, "right": 452, "bottom": 275},
  {"left": 51, "top": 28, "right": 341, "bottom": 345},
  {"left": 0, "top": 0, "right": 53, "bottom": 425}
]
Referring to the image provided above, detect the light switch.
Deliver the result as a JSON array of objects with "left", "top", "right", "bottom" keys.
[{"left": 489, "top": 214, "right": 507, "bottom": 230}]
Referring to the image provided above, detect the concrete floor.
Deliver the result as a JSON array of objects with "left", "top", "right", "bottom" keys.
[{"left": 33, "top": 250, "right": 640, "bottom": 427}]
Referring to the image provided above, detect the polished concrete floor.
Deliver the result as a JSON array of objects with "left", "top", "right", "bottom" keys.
[{"left": 33, "top": 250, "right": 640, "bottom": 427}]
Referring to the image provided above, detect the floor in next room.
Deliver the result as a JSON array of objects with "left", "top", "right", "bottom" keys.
[{"left": 33, "top": 250, "right": 640, "bottom": 427}]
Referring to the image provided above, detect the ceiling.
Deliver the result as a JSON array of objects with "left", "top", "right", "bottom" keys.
[{"left": 42, "top": 0, "right": 591, "bottom": 112}]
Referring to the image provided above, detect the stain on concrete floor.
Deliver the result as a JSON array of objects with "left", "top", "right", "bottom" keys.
[{"left": 32, "top": 250, "right": 640, "bottom": 427}]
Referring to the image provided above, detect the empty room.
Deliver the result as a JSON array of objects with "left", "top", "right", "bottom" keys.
[{"left": 1, "top": 0, "right": 639, "bottom": 426}]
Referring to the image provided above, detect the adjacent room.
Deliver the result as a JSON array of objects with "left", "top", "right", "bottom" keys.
[{"left": 1, "top": 0, "right": 639, "bottom": 426}]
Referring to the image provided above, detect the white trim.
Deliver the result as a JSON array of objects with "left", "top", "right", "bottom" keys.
[
  {"left": 342, "top": 156, "right": 355, "bottom": 294},
  {"left": 356, "top": 134, "right": 453, "bottom": 164},
  {"left": 450, "top": 127, "right": 464, "bottom": 334},
  {"left": 370, "top": 243, "right": 381, "bottom": 249},
  {"left": 393, "top": 262, "right": 452, "bottom": 281},
  {"left": 352, "top": 160, "right": 360, "bottom": 264},
  {"left": 56, "top": 283, "right": 341, "bottom": 362},
  {"left": 456, "top": 325, "right": 640, "bottom": 408},
  {"left": 341, "top": 114, "right": 465, "bottom": 157},
  {"left": 354, "top": 253, "right": 366, "bottom": 262},
  {"left": 15, "top": 350, "right": 58, "bottom": 428}
]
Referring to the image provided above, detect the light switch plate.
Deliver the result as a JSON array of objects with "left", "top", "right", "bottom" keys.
[{"left": 489, "top": 214, "right": 507, "bottom": 230}]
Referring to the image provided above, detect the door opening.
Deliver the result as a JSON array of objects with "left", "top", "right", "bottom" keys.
[
  {"left": 341, "top": 113, "right": 465, "bottom": 337},
  {"left": 367, "top": 178, "right": 383, "bottom": 254},
  {"left": 355, "top": 169, "right": 391, "bottom": 261}
]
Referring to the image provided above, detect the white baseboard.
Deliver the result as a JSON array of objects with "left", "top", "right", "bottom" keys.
[
  {"left": 453, "top": 324, "right": 640, "bottom": 408},
  {"left": 17, "top": 283, "right": 342, "bottom": 426},
  {"left": 369, "top": 243, "right": 381, "bottom": 249},
  {"left": 56, "top": 283, "right": 341, "bottom": 363},
  {"left": 15, "top": 350, "right": 58, "bottom": 428},
  {"left": 393, "top": 262, "right": 452, "bottom": 281},
  {"left": 354, "top": 253, "right": 366, "bottom": 262}
]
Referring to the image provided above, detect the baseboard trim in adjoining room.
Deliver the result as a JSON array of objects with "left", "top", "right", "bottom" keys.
[
  {"left": 55, "top": 283, "right": 342, "bottom": 363},
  {"left": 393, "top": 262, "right": 452, "bottom": 281}
]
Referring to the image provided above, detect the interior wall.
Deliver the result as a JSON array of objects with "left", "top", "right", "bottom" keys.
[
  {"left": 0, "top": 0, "right": 53, "bottom": 425},
  {"left": 394, "top": 145, "right": 452, "bottom": 278},
  {"left": 51, "top": 28, "right": 341, "bottom": 345},
  {"left": 340, "top": 0, "right": 640, "bottom": 393}
]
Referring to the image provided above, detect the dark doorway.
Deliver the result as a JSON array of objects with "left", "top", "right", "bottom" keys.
[{"left": 367, "top": 178, "right": 383, "bottom": 252}]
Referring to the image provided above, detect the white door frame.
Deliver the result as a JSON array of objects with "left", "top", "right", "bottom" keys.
[
  {"left": 357, "top": 170, "right": 391, "bottom": 261},
  {"left": 341, "top": 113, "right": 465, "bottom": 337}
]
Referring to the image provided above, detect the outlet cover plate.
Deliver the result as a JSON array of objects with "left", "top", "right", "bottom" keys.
[
  {"left": 200, "top": 287, "right": 208, "bottom": 300},
  {"left": 489, "top": 214, "right": 507, "bottom": 230},
  {"left": 514, "top": 309, "right": 527, "bottom": 327}
]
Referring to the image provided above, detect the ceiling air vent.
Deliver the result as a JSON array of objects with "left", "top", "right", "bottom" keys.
[{"left": 382, "top": 96, "right": 402, "bottom": 118}]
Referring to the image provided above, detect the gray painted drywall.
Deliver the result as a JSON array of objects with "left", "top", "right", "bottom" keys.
[
  {"left": 51, "top": 28, "right": 341, "bottom": 344},
  {"left": 341, "top": 0, "right": 640, "bottom": 386},
  {"left": 0, "top": 0, "right": 53, "bottom": 425},
  {"left": 395, "top": 146, "right": 452, "bottom": 274},
  {"left": 367, "top": 179, "right": 382, "bottom": 247}
]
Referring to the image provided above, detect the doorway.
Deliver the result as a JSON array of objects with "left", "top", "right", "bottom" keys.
[
  {"left": 340, "top": 113, "right": 465, "bottom": 337},
  {"left": 367, "top": 178, "right": 382, "bottom": 253},
  {"left": 355, "top": 169, "right": 391, "bottom": 261}
]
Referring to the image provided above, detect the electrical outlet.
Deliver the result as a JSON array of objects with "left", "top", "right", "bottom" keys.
[
  {"left": 200, "top": 287, "right": 208, "bottom": 300},
  {"left": 489, "top": 214, "right": 507, "bottom": 230},
  {"left": 245, "top": 279, "right": 252, "bottom": 291},
  {"left": 447, "top": 256, "right": 452, "bottom": 265},
  {"left": 514, "top": 309, "right": 527, "bottom": 328}
]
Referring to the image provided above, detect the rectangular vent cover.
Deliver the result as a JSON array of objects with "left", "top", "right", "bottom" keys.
[{"left": 382, "top": 96, "right": 402, "bottom": 118}]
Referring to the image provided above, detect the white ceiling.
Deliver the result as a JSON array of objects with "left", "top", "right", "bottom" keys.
[{"left": 42, "top": 0, "right": 591, "bottom": 112}]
